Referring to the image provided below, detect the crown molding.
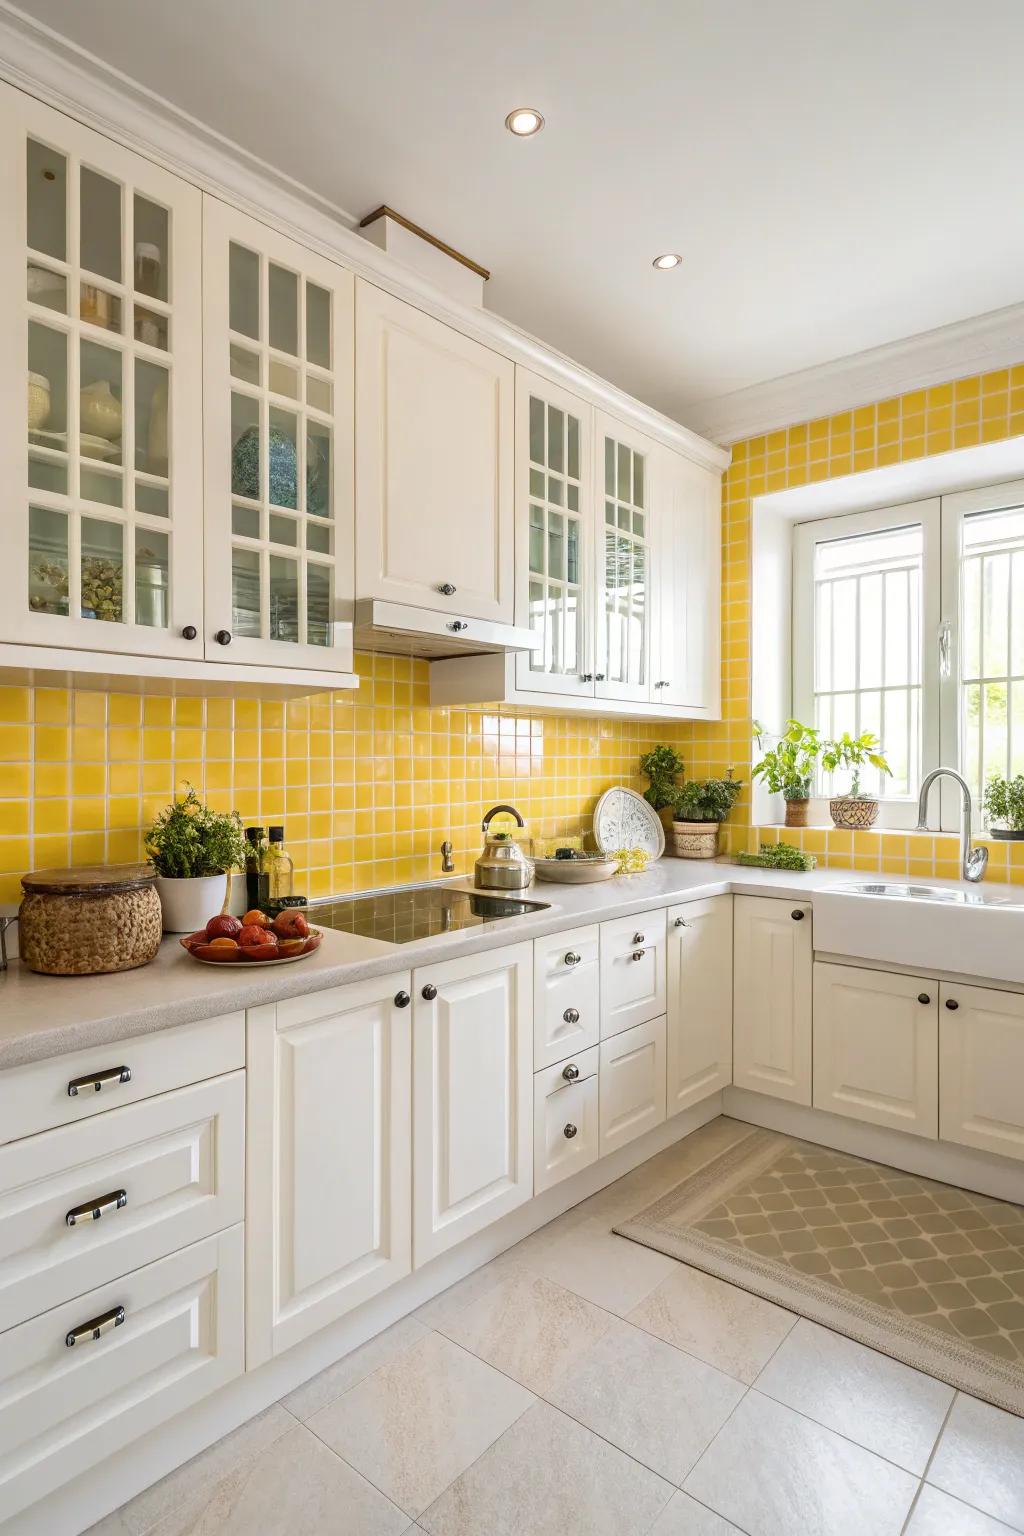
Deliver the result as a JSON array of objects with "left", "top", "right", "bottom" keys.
[
  {"left": 0, "top": 1, "right": 728, "bottom": 472},
  {"left": 681, "top": 301, "right": 1024, "bottom": 445}
]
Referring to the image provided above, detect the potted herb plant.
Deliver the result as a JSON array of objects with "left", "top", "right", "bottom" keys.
[
  {"left": 671, "top": 776, "right": 743, "bottom": 859},
  {"left": 146, "top": 784, "right": 246, "bottom": 933},
  {"left": 821, "top": 731, "right": 891, "bottom": 829},
  {"left": 639, "top": 744, "right": 686, "bottom": 831},
  {"left": 983, "top": 774, "right": 1024, "bottom": 838},
  {"left": 751, "top": 720, "right": 821, "bottom": 827}
]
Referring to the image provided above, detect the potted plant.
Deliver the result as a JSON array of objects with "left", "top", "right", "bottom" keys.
[
  {"left": 751, "top": 720, "right": 821, "bottom": 827},
  {"left": 983, "top": 774, "right": 1024, "bottom": 838},
  {"left": 821, "top": 731, "right": 892, "bottom": 828},
  {"left": 671, "top": 776, "right": 743, "bottom": 859},
  {"left": 639, "top": 744, "right": 686, "bottom": 831},
  {"left": 146, "top": 784, "right": 246, "bottom": 933}
]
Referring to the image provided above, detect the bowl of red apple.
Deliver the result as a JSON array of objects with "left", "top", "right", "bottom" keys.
[{"left": 180, "top": 908, "right": 322, "bottom": 964}]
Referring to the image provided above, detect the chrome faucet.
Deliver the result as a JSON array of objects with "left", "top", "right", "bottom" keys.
[
  {"left": 440, "top": 840, "right": 455, "bottom": 875},
  {"left": 915, "top": 767, "right": 988, "bottom": 883}
]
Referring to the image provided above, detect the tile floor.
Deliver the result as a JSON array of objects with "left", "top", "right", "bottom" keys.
[{"left": 88, "top": 1120, "right": 1024, "bottom": 1536}]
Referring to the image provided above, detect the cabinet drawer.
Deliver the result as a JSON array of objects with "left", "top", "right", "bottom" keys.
[
  {"left": 0, "top": 1073, "right": 244, "bottom": 1334},
  {"left": 533, "top": 1048, "right": 599, "bottom": 1195},
  {"left": 0, "top": 1012, "right": 245, "bottom": 1146},
  {"left": 599, "top": 910, "right": 666, "bottom": 1038},
  {"left": 533, "top": 925, "right": 600, "bottom": 1069},
  {"left": 599, "top": 1015, "right": 666, "bottom": 1157},
  {"left": 0, "top": 1227, "right": 244, "bottom": 1524}
]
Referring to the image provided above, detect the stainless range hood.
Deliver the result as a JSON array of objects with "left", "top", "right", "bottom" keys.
[{"left": 352, "top": 600, "right": 541, "bottom": 660}]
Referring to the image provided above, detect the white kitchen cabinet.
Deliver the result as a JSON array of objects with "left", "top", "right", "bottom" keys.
[
  {"left": 355, "top": 280, "right": 514, "bottom": 624},
  {"left": 533, "top": 1046, "right": 600, "bottom": 1194},
  {"left": 599, "top": 1015, "right": 666, "bottom": 1157},
  {"left": 203, "top": 196, "right": 355, "bottom": 670},
  {"left": 665, "top": 896, "right": 733, "bottom": 1115},
  {"left": 600, "top": 908, "right": 667, "bottom": 1038},
  {"left": 412, "top": 943, "right": 532, "bottom": 1265},
  {"left": 813, "top": 962, "right": 938, "bottom": 1138},
  {"left": 652, "top": 446, "right": 721, "bottom": 714},
  {"left": 245, "top": 976, "right": 412, "bottom": 1366},
  {"left": 940, "top": 981, "right": 1024, "bottom": 1162},
  {"left": 533, "top": 923, "right": 600, "bottom": 1069},
  {"left": 0, "top": 83, "right": 204, "bottom": 660},
  {"left": 733, "top": 896, "right": 812, "bottom": 1105}
]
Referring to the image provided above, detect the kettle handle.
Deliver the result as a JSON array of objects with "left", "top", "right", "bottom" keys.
[{"left": 481, "top": 803, "right": 526, "bottom": 832}]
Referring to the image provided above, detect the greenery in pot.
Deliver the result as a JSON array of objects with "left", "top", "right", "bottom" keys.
[
  {"left": 983, "top": 774, "right": 1024, "bottom": 837},
  {"left": 639, "top": 744, "right": 685, "bottom": 818},
  {"left": 751, "top": 720, "right": 821, "bottom": 826},
  {"left": 673, "top": 777, "right": 743, "bottom": 824},
  {"left": 146, "top": 784, "right": 246, "bottom": 879},
  {"left": 820, "top": 731, "right": 891, "bottom": 799}
]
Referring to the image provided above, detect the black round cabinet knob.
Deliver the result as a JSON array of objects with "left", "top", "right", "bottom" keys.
[
  {"left": 214, "top": 629, "right": 232, "bottom": 645},
  {"left": 421, "top": 984, "right": 438, "bottom": 1001},
  {"left": 393, "top": 991, "right": 411, "bottom": 1008},
  {"left": 181, "top": 625, "right": 197, "bottom": 640}
]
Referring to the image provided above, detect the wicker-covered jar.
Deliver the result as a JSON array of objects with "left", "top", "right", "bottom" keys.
[{"left": 19, "top": 864, "right": 162, "bottom": 976}]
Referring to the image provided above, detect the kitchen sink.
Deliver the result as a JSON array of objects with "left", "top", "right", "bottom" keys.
[{"left": 844, "top": 882, "right": 1012, "bottom": 906}]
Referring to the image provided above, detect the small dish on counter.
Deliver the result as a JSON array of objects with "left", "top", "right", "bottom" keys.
[
  {"left": 180, "top": 931, "right": 322, "bottom": 965},
  {"left": 533, "top": 853, "right": 617, "bottom": 883},
  {"left": 178, "top": 908, "right": 322, "bottom": 964}
]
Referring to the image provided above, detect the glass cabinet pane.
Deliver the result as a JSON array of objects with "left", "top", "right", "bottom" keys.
[
  {"left": 80, "top": 517, "right": 124, "bottom": 622},
  {"left": 135, "top": 528, "right": 169, "bottom": 627},
  {"left": 80, "top": 339, "right": 124, "bottom": 465},
  {"left": 133, "top": 196, "right": 169, "bottom": 301},
  {"left": 231, "top": 393, "right": 260, "bottom": 499},
  {"left": 307, "top": 563, "right": 331, "bottom": 645},
  {"left": 526, "top": 393, "right": 585, "bottom": 678},
  {"left": 268, "top": 408, "right": 298, "bottom": 509},
  {"left": 135, "top": 360, "right": 169, "bottom": 477},
  {"left": 27, "top": 140, "right": 66, "bottom": 260},
  {"left": 232, "top": 547, "right": 261, "bottom": 636},
  {"left": 269, "top": 554, "right": 298, "bottom": 641},
  {"left": 29, "top": 506, "right": 69, "bottom": 615},
  {"left": 307, "top": 422, "right": 331, "bottom": 517},
  {"left": 229, "top": 243, "right": 260, "bottom": 338},
  {"left": 80, "top": 167, "right": 122, "bottom": 281},
  {"left": 268, "top": 264, "right": 298, "bottom": 355},
  {"left": 305, "top": 282, "right": 331, "bottom": 368},
  {"left": 600, "top": 432, "right": 649, "bottom": 688}
]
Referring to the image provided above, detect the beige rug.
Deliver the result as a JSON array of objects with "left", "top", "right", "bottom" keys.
[{"left": 614, "top": 1123, "right": 1024, "bottom": 1416}]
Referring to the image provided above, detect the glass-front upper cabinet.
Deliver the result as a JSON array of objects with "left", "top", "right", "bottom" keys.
[
  {"left": 595, "top": 413, "right": 654, "bottom": 702},
  {"left": 514, "top": 371, "right": 594, "bottom": 697},
  {"left": 0, "top": 84, "right": 204, "bottom": 657},
  {"left": 202, "top": 197, "right": 354, "bottom": 670}
]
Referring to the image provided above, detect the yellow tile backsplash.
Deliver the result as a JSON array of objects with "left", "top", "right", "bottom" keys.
[{"left": 677, "top": 359, "right": 1024, "bottom": 882}]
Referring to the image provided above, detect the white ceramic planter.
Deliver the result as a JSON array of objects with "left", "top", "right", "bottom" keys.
[{"left": 155, "top": 873, "right": 229, "bottom": 934}]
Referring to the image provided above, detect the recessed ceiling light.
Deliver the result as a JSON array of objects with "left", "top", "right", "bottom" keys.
[
  {"left": 652, "top": 253, "right": 683, "bottom": 270},
  {"left": 505, "top": 107, "right": 545, "bottom": 137}
]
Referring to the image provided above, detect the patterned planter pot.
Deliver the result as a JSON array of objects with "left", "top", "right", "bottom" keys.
[
  {"left": 784, "top": 797, "right": 809, "bottom": 828},
  {"left": 829, "top": 797, "right": 880, "bottom": 830},
  {"left": 671, "top": 820, "right": 719, "bottom": 859}
]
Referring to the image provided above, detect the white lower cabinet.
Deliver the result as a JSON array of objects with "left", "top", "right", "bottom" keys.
[
  {"left": 0, "top": 1226, "right": 244, "bottom": 1525},
  {"left": 533, "top": 1047, "right": 600, "bottom": 1194},
  {"left": 245, "top": 977, "right": 412, "bottom": 1366},
  {"left": 533, "top": 924, "right": 600, "bottom": 1069},
  {"left": 413, "top": 944, "right": 533, "bottom": 1266},
  {"left": 599, "top": 1015, "right": 666, "bottom": 1157},
  {"left": 666, "top": 896, "right": 733, "bottom": 1115},
  {"left": 733, "top": 895, "right": 812, "bottom": 1105},
  {"left": 599, "top": 909, "right": 667, "bottom": 1038},
  {"left": 813, "top": 962, "right": 938, "bottom": 1138},
  {"left": 940, "top": 981, "right": 1024, "bottom": 1161}
]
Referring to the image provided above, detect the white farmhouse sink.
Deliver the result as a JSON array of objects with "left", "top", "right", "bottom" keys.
[{"left": 813, "top": 881, "right": 1024, "bottom": 984}]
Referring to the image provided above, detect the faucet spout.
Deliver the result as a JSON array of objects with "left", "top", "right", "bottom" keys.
[{"left": 916, "top": 767, "right": 988, "bottom": 883}]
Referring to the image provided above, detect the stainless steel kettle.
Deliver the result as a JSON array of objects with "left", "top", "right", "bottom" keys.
[{"left": 475, "top": 804, "right": 532, "bottom": 890}]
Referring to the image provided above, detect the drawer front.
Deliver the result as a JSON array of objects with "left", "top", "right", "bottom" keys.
[
  {"left": 533, "top": 1047, "right": 599, "bottom": 1195},
  {"left": 599, "top": 1015, "right": 666, "bottom": 1157},
  {"left": 533, "top": 925, "right": 600, "bottom": 1070},
  {"left": 0, "top": 1227, "right": 244, "bottom": 1525},
  {"left": 0, "top": 1012, "right": 245, "bottom": 1146},
  {"left": 0, "top": 1073, "right": 245, "bottom": 1333},
  {"left": 599, "top": 910, "right": 667, "bottom": 1038}
]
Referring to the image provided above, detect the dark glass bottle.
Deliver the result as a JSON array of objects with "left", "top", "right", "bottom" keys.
[{"left": 244, "top": 826, "right": 265, "bottom": 909}]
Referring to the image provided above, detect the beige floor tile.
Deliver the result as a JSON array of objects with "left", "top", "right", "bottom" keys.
[
  {"left": 412, "top": 1251, "right": 522, "bottom": 1329},
  {"left": 307, "top": 1330, "right": 533, "bottom": 1518},
  {"left": 420, "top": 1400, "right": 673, "bottom": 1536},
  {"left": 683, "top": 1391, "right": 918, "bottom": 1536},
  {"left": 755, "top": 1317, "right": 953, "bottom": 1473},
  {"left": 513, "top": 1214, "right": 679, "bottom": 1313},
  {"left": 282, "top": 1315, "right": 430, "bottom": 1420},
  {"left": 580, "top": 1118, "right": 756, "bottom": 1225},
  {"left": 648, "top": 1492, "right": 744, "bottom": 1535},
  {"left": 439, "top": 1267, "right": 612, "bottom": 1393},
  {"left": 906, "top": 1484, "right": 1021, "bottom": 1535},
  {"left": 628, "top": 1262, "right": 796, "bottom": 1383},
  {"left": 546, "top": 1317, "right": 744, "bottom": 1484},
  {"left": 145, "top": 1424, "right": 408, "bottom": 1536},
  {"left": 928, "top": 1392, "right": 1024, "bottom": 1530}
]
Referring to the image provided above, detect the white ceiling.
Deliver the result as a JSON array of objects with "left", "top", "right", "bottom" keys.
[{"left": 13, "top": 0, "right": 1024, "bottom": 431}]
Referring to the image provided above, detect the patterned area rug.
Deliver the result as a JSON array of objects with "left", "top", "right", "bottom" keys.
[{"left": 614, "top": 1123, "right": 1024, "bottom": 1416}]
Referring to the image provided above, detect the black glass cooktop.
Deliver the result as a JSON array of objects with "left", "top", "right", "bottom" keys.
[{"left": 312, "top": 886, "right": 549, "bottom": 945}]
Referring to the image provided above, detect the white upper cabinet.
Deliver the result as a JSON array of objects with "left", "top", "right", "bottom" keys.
[
  {"left": 203, "top": 197, "right": 355, "bottom": 670},
  {"left": 0, "top": 85, "right": 204, "bottom": 660},
  {"left": 355, "top": 281, "right": 514, "bottom": 623},
  {"left": 595, "top": 413, "right": 655, "bottom": 704},
  {"left": 652, "top": 447, "right": 721, "bottom": 714}
]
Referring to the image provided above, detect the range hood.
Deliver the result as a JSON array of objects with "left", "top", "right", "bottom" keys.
[{"left": 352, "top": 600, "right": 541, "bottom": 660}]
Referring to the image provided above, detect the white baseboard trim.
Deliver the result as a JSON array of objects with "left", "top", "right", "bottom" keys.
[
  {"left": 5, "top": 1095, "right": 723, "bottom": 1536},
  {"left": 722, "top": 1087, "right": 1024, "bottom": 1203}
]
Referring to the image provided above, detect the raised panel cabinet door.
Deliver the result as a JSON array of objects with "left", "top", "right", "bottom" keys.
[
  {"left": 651, "top": 448, "right": 722, "bottom": 714},
  {"left": 666, "top": 896, "right": 733, "bottom": 1115},
  {"left": 599, "top": 908, "right": 667, "bottom": 1038},
  {"left": 533, "top": 1046, "right": 600, "bottom": 1195},
  {"left": 939, "top": 982, "right": 1024, "bottom": 1161},
  {"left": 0, "top": 82, "right": 204, "bottom": 658},
  {"left": 732, "top": 896, "right": 812, "bottom": 1105},
  {"left": 202, "top": 194, "right": 355, "bottom": 670},
  {"left": 356, "top": 280, "right": 514, "bottom": 623},
  {"left": 599, "top": 1015, "right": 666, "bottom": 1157},
  {"left": 412, "top": 942, "right": 532, "bottom": 1265},
  {"left": 812, "top": 962, "right": 938, "bottom": 1138},
  {"left": 594, "top": 412, "right": 656, "bottom": 703},
  {"left": 245, "top": 976, "right": 412, "bottom": 1366},
  {"left": 533, "top": 923, "right": 600, "bottom": 1069}
]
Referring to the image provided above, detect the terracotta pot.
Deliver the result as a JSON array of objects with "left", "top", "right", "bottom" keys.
[
  {"left": 671, "top": 820, "right": 719, "bottom": 859},
  {"left": 784, "top": 797, "right": 809, "bottom": 828},
  {"left": 829, "top": 797, "right": 879, "bottom": 830}
]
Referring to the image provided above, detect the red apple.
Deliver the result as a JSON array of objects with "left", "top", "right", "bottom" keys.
[
  {"left": 205, "top": 913, "right": 242, "bottom": 940},
  {"left": 272, "top": 909, "right": 309, "bottom": 939},
  {"left": 239, "top": 923, "right": 276, "bottom": 949}
]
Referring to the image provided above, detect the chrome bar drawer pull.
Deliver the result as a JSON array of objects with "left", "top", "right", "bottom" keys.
[
  {"left": 67, "top": 1065, "right": 132, "bottom": 1098},
  {"left": 66, "top": 1305, "right": 125, "bottom": 1348},
  {"left": 66, "top": 1189, "right": 127, "bottom": 1227}
]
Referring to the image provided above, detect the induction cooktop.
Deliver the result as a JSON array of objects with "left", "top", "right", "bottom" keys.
[{"left": 311, "top": 885, "right": 549, "bottom": 945}]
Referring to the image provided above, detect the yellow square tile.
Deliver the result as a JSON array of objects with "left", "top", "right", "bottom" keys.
[
  {"left": 71, "top": 798, "right": 106, "bottom": 833},
  {"left": 0, "top": 802, "right": 29, "bottom": 836},
  {"left": 0, "top": 764, "right": 31, "bottom": 797},
  {"left": 108, "top": 763, "right": 139, "bottom": 795},
  {"left": 34, "top": 688, "right": 69, "bottom": 724},
  {"left": 0, "top": 687, "right": 31, "bottom": 724},
  {"left": 0, "top": 836, "right": 31, "bottom": 873},
  {"left": 70, "top": 832, "right": 106, "bottom": 864},
  {"left": 72, "top": 727, "right": 106, "bottom": 761},
  {"left": 74, "top": 692, "right": 107, "bottom": 726},
  {"left": 0, "top": 725, "right": 31, "bottom": 761},
  {"left": 109, "top": 728, "right": 142, "bottom": 760},
  {"left": 143, "top": 696, "right": 173, "bottom": 727},
  {"left": 174, "top": 698, "right": 204, "bottom": 728},
  {"left": 109, "top": 695, "right": 142, "bottom": 726}
]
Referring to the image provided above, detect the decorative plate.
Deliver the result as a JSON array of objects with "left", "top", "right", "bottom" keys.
[{"left": 593, "top": 787, "right": 665, "bottom": 860}]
